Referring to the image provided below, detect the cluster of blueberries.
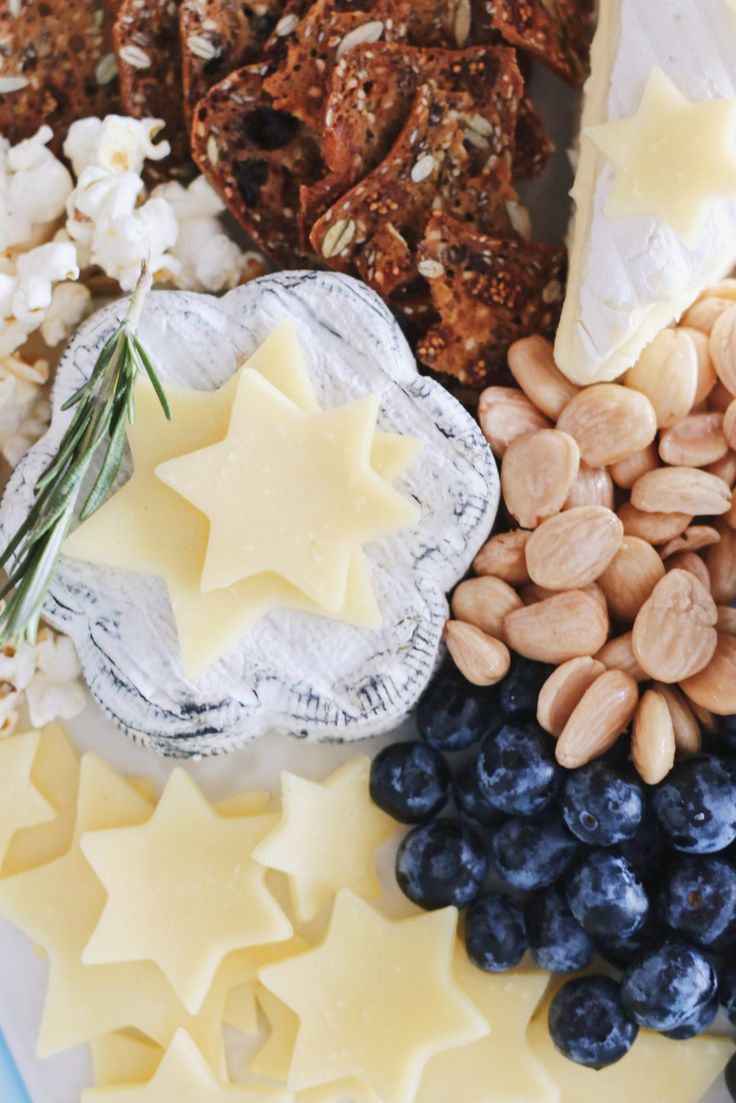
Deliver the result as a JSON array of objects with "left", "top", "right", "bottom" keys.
[{"left": 369, "top": 657, "right": 736, "bottom": 1078}]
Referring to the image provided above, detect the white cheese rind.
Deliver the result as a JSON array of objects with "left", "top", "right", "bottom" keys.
[
  {"left": 556, "top": 0, "right": 736, "bottom": 384},
  {"left": 0, "top": 272, "right": 497, "bottom": 755}
]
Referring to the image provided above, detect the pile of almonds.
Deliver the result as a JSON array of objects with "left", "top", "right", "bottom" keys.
[{"left": 445, "top": 280, "right": 736, "bottom": 786}]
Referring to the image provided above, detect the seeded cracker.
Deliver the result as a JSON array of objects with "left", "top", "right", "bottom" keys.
[
  {"left": 191, "top": 62, "right": 323, "bottom": 265},
  {"left": 416, "top": 210, "right": 566, "bottom": 386},
  {"left": 114, "top": 0, "right": 190, "bottom": 174},
  {"left": 262, "top": 0, "right": 410, "bottom": 132},
  {"left": 0, "top": 1, "right": 121, "bottom": 144},
  {"left": 486, "top": 0, "right": 592, "bottom": 86},
  {"left": 180, "top": 0, "right": 288, "bottom": 122},
  {"left": 514, "top": 96, "right": 552, "bottom": 179}
]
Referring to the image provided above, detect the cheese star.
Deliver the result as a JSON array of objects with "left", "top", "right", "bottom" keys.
[
  {"left": 82, "top": 1029, "right": 291, "bottom": 1103},
  {"left": 416, "top": 950, "right": 559, "bottom": 1103},
  {"left": 253, "top": 757, "right": 398, "bottom": 922},
  {"left": 0, "top": 730, "right": 54, "bottom": 867},
  {"left": 587, "top": 67, "right": 736, "bottom": 247},
  {"left": 80, "top": 768, "right": 293, "bottom": 1015},
  {"left": 259, "top": 892, "right": 488, "bottom": 1103},
  {"left": 91, "top": 1032, "right": 164, "bottom": 1088},
  {"left": 156, "top": 369, "right": 419, "bottom": 608}
]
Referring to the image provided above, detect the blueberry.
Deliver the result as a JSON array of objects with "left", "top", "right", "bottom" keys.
[
  {"left": 621, "top": 943, "right": 718, "bottom": 1033},
  {"left": 652, "top": 755, "right": 736, "bottom": 853},
  {"left": 370, "top": 742, "right": 451, "bottom": 824},
  {"left": 658, "top": 854, "right": 736, "bottom": 947},
  {"left": 524, "top": 885, "right": 595, "bottom": 973},
  {"left": 464, "top": 892, "right": 528, "bottom": 972},
  {"left": 396, "top": 819, "right": 487, "bottom": 910},
  {"left": 453, "top": 760, "right": 506, "bottom": 828},
  {"left": 614, "top": 813, "right": 668, "bottom": 882},
  {"left": 476, "top": 720, "right": 560, "bottom": 816},
  {"left": 496, "top": 654, "right": 554, "bottom": 719},
  {"left": 662, "top": 993, "right": 719, "bottom": 1040},
  {"left": 595, "top": 914, "right": 661, "bottom": 969},
  {"left": 720, "top": 962, "right": 736, "bottom": 1025},
  {"left": 726, "top": 1054, "right": 736, "bottom": 1103},
  {"left": 490, "top": 809, "right": 579, "bottom": 891},
  {"left": 416, "top": 666, "right": 498, "bottom": 752},
  {"left": 566, "top": 851, "right": 649, "bottom": 940},
  {"left": 548, "top": 976, "right": 638, "bottom": 1069},
  {"left": 561, "top": 762, "right": 644, "bottom": 847}
]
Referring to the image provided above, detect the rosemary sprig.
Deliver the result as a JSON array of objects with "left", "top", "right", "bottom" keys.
[{"left": 0, "top": 262, "right": 171, "bottom": 647}]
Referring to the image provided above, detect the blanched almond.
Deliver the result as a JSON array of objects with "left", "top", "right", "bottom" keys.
[
  {"left": 609, "top": 444, "right": 659, "bottom": 490},
  {"left": 631, "top": 466, "right": 731, "bottom": 515},
  {"left": 625, "top": 329, "right": 698, "bottom": 429},
  {"left": 555, "top": 670, "right": 639, "bottom": 768},
  {"left": 681, "top": 633, "right": 736, "bottom": 714},
  {"left": 724, "top": 399, "right": 736, "bottom": 450},
  {"left": 525, "top": 506, "right": 623, "bottom": 591},
  {"left": 444, "top": 621, "right": 510, "bottom": 686},
  {"left": 654, "top": 683, "right": 702, "bottom": 754},
  {"left": 717, "top": 605, "right": 736, "bottom": 634},
  {"left": 658, "top": 413, "right": 727, "bottom": 467},
  {"left": 519, "top": 582, "right": 556, "bottom": 605},
  {"left": 631, "top": 690, "right": 676, "bottom": 785},
  {"left": 501, "top": 429, "right": 580, "bottom": 528},
  {"left": 704, "top": 522, "right": 736, "bottom": 603},
  {"left": 594, "top": 633, "right": 648, "bottom": 681},
  {"left": 660, "top": 526, "right": 721, "bottom": 559},
  {"left": 707, "top": 380, "right": 735, "bottom": 413},
  {"left": 537, "top": 657, "right": 605, "bottom": 737},
  {"left": 682, "top": 295, "right": 732, "bottom": 334},
  {"left": 451, "top": 576, "right": 522, "bottom": 637},
  {"left": 597, "top": 536, "right": 665, "bottom": 622},
  {"left": 709, "top": 303, "right": 736, "bottom": 394},
  {"left": 504, "top": 589, "right": 609, "bottom": 664},
  {"left": 580, "top": 582, "right": 608, "bottom": 618},
  {"left": 564, "top": 462, "right": 615, "bottom": 509},
  {"left": 705, "top": 450, "right": 736, "bottom": 485},
  {"left": 679, "top": 326, "right": 717, "bottom": 404},
  {"left": 557, "top": 384, "right": 657, "bottom": 467},
  {"left": 618, "top": 502, "right": 692, "bottom": 545},
  {"left": 726, "top": 492, "right": 736, "bottom": 531},
  {"left": 632, "top": 569, "right": 718, "bottom": 682},
  {"left": 665, "top": 551, "right": 711, "bottom": 591},
  {"left": 478, "top": 387, "right": 550, "bottom": 456},
  {"left": 689, "top": 699, "right": 718, "bottom": 732},
  {"left": 507, "top": 336, "right": 580, "bottom": 419},
  {"left": 473, "top": 530, "right": 531, "bottom": 585}
]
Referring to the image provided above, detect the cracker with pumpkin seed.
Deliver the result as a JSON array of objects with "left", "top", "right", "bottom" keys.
[
  {"left": 515, "top": 95, "right": 553, "bottom": 179},
  {"left": 310, "top": 83, "right": 516, "bottom": 295},
  {"left": 262, "top": 0, "right": 410, "bottom": 132},
  {"left": 416, "top": 210, "right": 566, "bottom": 386},
  {"left": 191, "top": 61, "right": 323, "bottom": 265},
  {"left": 180, "top": 0, "right": 287, "bottom": 122},
  {"left": 487, "top": 0, "right": 592, "bottom": 86},
  {"left": 114, "top": 0, "right": 190, "bottom": 175},
  {"left": 0, "top": 0, "right": 121, "bottom": 145}
]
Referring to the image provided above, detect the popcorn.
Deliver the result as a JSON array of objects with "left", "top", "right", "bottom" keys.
[
  {"left": 64, "top": 115, "right": 170, "bottom": 178},
  {"left": 40, "top": 281, "right": 92, "bottom": 348},
  {"left": 0, "top": 126, "right": 73, "bottom": 254},
  {"left": 0, "top": 353, "right": 49, "bottom": 466},
  {"left": 0, "top": 628, "right": 85, "bottom": 735},
  {"left": 0, "top": 241, "right": 79, "bottom": 356}
]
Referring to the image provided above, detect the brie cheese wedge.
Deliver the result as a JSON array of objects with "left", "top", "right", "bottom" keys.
[
  {"left": 556, "top": 0, "right": 736, "bottom": 384},
  {"left": 0, "top": 273, "right": 497, "bottom": 754}
]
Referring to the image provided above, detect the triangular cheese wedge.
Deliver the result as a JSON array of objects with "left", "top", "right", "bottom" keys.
[{"left": 556, "top": 0, "right": 736, "bottom": 383}]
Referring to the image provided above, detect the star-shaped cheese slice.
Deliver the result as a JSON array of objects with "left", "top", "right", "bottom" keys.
[
  {"left": 64, "top": 322, "right": 419, "bottom": 674},
  {"left": 0, "top": 730, "right": 54, "bottom": 866},
  {"left": 528, "top": 980, "right": 734, "bottom": 1103},
  {"left": 259, "top": 891, "right": 488, "bottom": 1103},
  {"left": 156, "top": 368, "right": 419, "bottom": 608},
  {"left": 91, "top": 1031, "right": 164, "bottom": 1088},
  {"left": 80, "top": 768, "right": 293, "bottom": 1015},
  {"left": 253, "top": 757, "right": 398, "bottom": 922},
  {"left": 82, "top": 1029, "right": 291, "bottom": 1103},
  {"left": 416, "top": 951, "right": 559, "bottom": 1103},
  {"left": 587, "top": 67, "right": 736, "bottom": 248}
]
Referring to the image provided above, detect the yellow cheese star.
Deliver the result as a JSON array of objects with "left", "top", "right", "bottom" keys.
[
  {"left": 91, "top": 1031, "right": 164, "bottom": 1088},
  {"left": 587, "top": 67, "right": 736, "bottom": 247},
  {"left": 0, "top": 730, "right": 54, "bottom": 866},
  {"left": 64, "top": 322, "right": 419, "bottom": 674},
  {"left": 80, "top": 768, "right": 293, "bottom": 1015},
  {"left": 82, "top": 1029, "right": 291, "bottom": 1103},
  {"left": 416, "top": 950, "right": 559, "bottom": 1103},
  {"left": 253, "top": 757, "right": 399, "bottom": 922},
  {"left": 259, "top": 891, "right": 488, "bottom": 1103},
  {"left": 157, "top": 368, "right": 419, "bottom": 607},
  {"left": 528, "top": 981, "right": 734, "bottom": 1103}
]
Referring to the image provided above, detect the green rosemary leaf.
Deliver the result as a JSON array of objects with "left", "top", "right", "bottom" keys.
[
  {"left": 60, "top": 330, "right": 120, "bottom": 411},
  {"left": 79, "top": 409, "right": 128, "bottom": 521},
  {"left": 131, "top": 335, "right": 171, "bottom": 420}
]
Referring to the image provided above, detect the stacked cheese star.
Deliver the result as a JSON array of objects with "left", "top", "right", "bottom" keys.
[
  {"left": 1, "top": 732, "right": 734, "bottom": 1103},
  {"left": 64, "top": 319, "right": 421, "bottom": 674}
]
